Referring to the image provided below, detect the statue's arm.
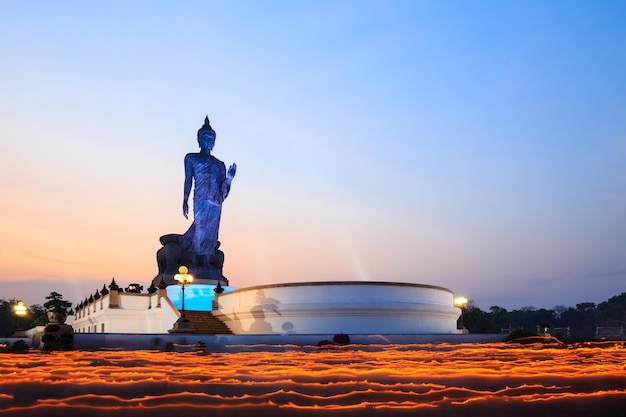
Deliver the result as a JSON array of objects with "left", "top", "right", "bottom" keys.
[
  {"left": 221, "top": 162, "right": 237, "bottom": 200},
  {"left": 183, "top": 154, "right": 194, "bottom": 219}
]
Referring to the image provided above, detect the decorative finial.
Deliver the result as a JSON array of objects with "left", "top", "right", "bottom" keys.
[
  {"left": 197, "top": 115, "right": 216, "bottom": 138},
  {"left": 109, "top": 277, "right": 119, "bottom": 291}
]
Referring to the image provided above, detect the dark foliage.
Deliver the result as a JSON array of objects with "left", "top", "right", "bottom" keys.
[
  {"left": 10, "top": 339, "right": 29, "bottom": 352},
  {"left": 333, "top": 333, "right": 351, "bottom": 345},
  {"left": 44, "top": 292, "right": 72, "bottom": 313},
  {"left": 0, "top": 293, "right": 67, "bottom": 337},
  {"left": 504, "top": 328, "right": 537, "bottom": 342},
  {"left": 0, "top": 298, "right": 36, "bottom": 337},
  {"left": 462, "top": 292, "right": 626, "bottom": 341}
]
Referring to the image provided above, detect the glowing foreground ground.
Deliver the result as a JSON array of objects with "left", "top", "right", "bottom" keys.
[{"left": 1, "top": 342, "right": 625, "bottom": 416}]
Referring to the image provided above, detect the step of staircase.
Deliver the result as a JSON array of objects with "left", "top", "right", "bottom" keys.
[{"left": 182, "top": 310, "right": 233, "bottom": 334}]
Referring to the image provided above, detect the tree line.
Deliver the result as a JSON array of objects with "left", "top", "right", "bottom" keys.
[{"left": 463, "top": 292, "right": 626, "bottom": 340}]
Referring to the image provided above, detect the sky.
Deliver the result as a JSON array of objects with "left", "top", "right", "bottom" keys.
[{"left": 1, "top": 1, "right": 625, "bottom": 311}]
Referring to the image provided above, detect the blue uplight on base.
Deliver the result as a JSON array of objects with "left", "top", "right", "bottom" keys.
[{"left": 167, "top": 284, "right": 235, "bottom": 311}]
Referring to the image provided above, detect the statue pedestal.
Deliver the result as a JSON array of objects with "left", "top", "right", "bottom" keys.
[
  {"left": 41, "top": 323, "right": 74, "bottom": 350},
  {"left": 168, "top": 317, "right": 196, "bottom": 333},
  {"left": 153, "top": 234, "right": 229, "bottom": 287}
]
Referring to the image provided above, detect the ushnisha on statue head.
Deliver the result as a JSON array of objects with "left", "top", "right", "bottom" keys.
[{"left": 197, "top": 116, "right": 216, "bottom": 153}]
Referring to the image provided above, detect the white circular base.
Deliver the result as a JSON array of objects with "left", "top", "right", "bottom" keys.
[{"left": 214, "top": 281, "right": 461, "bottom": 335}]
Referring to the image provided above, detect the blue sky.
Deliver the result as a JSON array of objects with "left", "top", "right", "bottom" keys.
[{"left": 1, "top": 1, "right": 625, "bottom": 310}]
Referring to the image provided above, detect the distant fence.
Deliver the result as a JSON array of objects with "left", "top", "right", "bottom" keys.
[
  {"left": 500, "top": 326, "right": 571, "bottom": 337},
  {"left": 549, "top": 327, "right": 570, "bottom": 337},
  {"left": 595, "top": 326, "right": 624, "bottom": 337}
]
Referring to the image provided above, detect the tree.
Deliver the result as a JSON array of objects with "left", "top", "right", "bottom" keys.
[
  {"left": 43, "top": 292, "right": 72, "bottom": 324},
  {"left": 595, "top": 292, "right": 626, "bottom": 327},
  {"left": 556, "top": 303, "right": 597, "bottom": 340},
  {"left": 553, "top": 305, "right": 568, "bottom": 319},
  {"left": 462, "top": 301, "right": 491, "bottom": 333},
  {"left": 43, "top": 292, "right": 72, "bottom": 313},
  {"left": 488, "top": 306, "right": 510, "bottom": 332},
  {"left": 29, "top": 304, "right": 48, "bottom": 326},
  {"left": 576, "top": 302, "right": 596, "bottom": 312}
]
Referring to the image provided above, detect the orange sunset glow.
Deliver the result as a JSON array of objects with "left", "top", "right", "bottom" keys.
[{"left": 1, "top": 342, "right": 625, "bottom": 416}]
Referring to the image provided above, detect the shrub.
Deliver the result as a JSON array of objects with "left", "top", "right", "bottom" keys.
[
  {"left": 11, "top": 340, "right": 29, "bottom": 352},
  {"left": 333, "top": 333, "right": 351, "bottom": 345},
  {"left": 505, "top": 328, "right": 537, "bottom": 343}
]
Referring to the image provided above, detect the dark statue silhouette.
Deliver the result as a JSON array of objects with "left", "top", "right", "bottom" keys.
[{"left": 153, "top": 117, "right": 235, "bottom": 286}]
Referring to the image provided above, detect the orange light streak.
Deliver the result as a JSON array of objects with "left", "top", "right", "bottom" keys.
[{"left": 0, "top": 342, "right": 624, "bottom": 416}]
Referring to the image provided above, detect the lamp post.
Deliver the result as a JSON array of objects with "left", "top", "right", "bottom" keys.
[
  {"left": 175, "top": 266, "right": 193, "bottom": 319},
  {"left": 169, "top": 266, "right": 196, "bottom": 333},
  {"left": 454, "top": 296, "right": 468, "bottom": 333},
  {"left": 12, "top": 301, "right": 28, "bottom": 338},
  {"left": 13, "top": 301, "right": 27, "bottom": 317}
]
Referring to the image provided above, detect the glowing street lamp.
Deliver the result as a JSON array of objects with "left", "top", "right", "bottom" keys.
[
  {"left": 454, "top": 296, "right": 468, "bottom": 308},
  {"left": 454, "top": 296, "right": 468, "bottom": 331},
  {"left": 169, "top": 266, "right": 196, "bottom": 334},
  {"left": 12, "top": 301, "right": 28, "bottom": 337},
  {"left": 174, "top": 266, "right": 193, "bottom": 319},
  {"left": 13, "top": 301, "right": 28, "bottom": 317}
]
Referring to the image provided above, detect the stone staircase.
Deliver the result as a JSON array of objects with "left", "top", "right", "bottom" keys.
[{"left": 182, "top": 311, "right": 233, "bottom": 334}]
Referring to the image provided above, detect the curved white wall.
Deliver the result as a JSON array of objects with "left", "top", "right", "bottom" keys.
[{"left": 214, "top": 281, "right": 461, "bottom": 335}]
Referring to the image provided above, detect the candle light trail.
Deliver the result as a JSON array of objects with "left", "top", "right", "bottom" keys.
[{"left": 0, "top": 342, "right": 624, "bottom": 416}]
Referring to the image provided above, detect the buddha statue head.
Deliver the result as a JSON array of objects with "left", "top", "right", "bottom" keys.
[{"left": 197, "top": 116, "right": 216, "bottom": 152}]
